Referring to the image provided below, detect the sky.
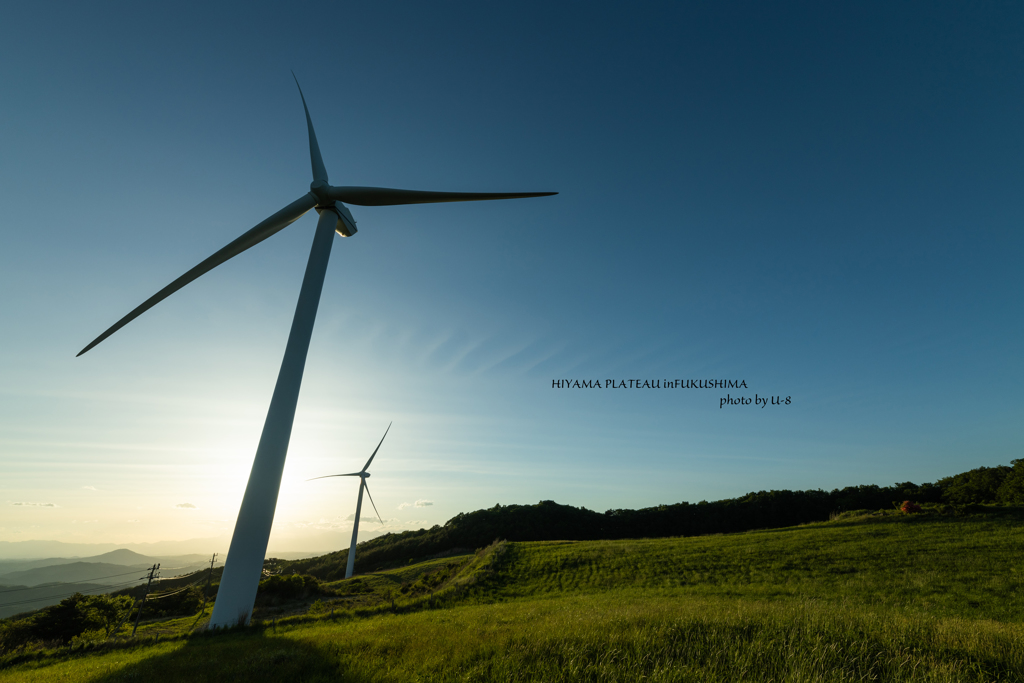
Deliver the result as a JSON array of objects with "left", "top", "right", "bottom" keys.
[{"left": 1, "top": 1, "right": 1021, "bottom": 555}]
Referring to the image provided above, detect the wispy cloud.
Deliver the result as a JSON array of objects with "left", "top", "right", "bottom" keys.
[
  {"left": 81, "top": 485, "right": 97, "bottom": 491},
  {"left": 9, "top": 501, "right": 58, "bottom": 507},
  {"left": 175, "top": 503, "right": 198, "bottom": 509},
  {"left": 344, "top": 513, "right": 385, "bottom": 523},
  {"left": 398, "top": 499, "right": 434, "bottom": 509}
]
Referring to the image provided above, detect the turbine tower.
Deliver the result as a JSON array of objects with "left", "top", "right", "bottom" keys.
[
  {"left": 77, "top": 76, "right": 556, "bottom": 629},
  {"left": 309, "top": 423, "right": 391, "bottom": 579}
]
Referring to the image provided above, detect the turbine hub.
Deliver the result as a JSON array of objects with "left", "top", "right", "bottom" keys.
[
  {"left": 310, "top": 179, "right": 331, "bottom": 205},
  {"left": 363, "top": 472, "right": 370, "bottom": 478}
]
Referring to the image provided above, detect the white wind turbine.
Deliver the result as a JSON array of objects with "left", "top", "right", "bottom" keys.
[
  {"left": 309, "top": 423, "right": 391, "bottom": 579},
  {"left": 76, "top": 75, "right": 555, "bottom": 628}
]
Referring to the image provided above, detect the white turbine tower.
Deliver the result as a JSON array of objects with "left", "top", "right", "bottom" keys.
[
  {"left": 77, "top": 75, "right": 556, "bottom": 628},
  {"left": 309, "top": 423, "right": 391, "bottom": 579}
]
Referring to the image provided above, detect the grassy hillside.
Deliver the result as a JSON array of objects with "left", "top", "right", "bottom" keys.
[
  {"left": 287, "top": 459, "right": 1024, "bottom": 575},
  {"left": 2, "top": 510, "right": 1022, "bottom": 681},
  {"left": 475, "top": 512, "right": 1024, "bottom": 622}
]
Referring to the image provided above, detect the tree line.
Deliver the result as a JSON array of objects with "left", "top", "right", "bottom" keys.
[{"left": 284, "top": 459, "right": 1024, "bottom": 580}]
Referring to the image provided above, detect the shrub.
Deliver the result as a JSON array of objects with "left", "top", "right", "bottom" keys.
[
  {"left": 996, "top": 459, "right": 1024, "bottom": 504},
  {"left": 938, "top": 466, "right": 1011, "bottom": 504},
  {"left": 255, "top": 574, "right": 327, "bottom": 607},
  {"left": 0, "top": 593, "right": 134, "bottom": 651},
  {"left": 0, "top": 616, "right": 36, "bottom": 652}
]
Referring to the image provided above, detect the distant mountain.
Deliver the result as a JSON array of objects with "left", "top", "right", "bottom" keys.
[
  {"left": 0, "top": 549, "right": 216, "bottom": 588},
  {"left": 0, "top": 549, "right": 218, "bottom": 619},
  {"left": 0, "top": 582, "right": 113, "bottom": 620},
  {"left": 0, "top": 538, "right": 227, "bottom": 561},
  {"left": 0, "top": 562, "right": 152, "bottom": 587},
  {"left": 0, "top": 546, "right": 329, "bottom": 620},
  {"left": 0, "top": 541, "right": 120, "bottom": 560},
  {"left": 0, "top": 535, "right": 355, "bottom": 562},
  {"left": 0, "top": 557, "right": 77, "bottom": 575},
  {"left": 0, "top": 549, "right": 211, "bottom": 575},
  {"left": 88, "top": 549, "right": 154, "bottom": 566},
  {"left": 0, "top": 550, "right": 151, "bottom": 575}
]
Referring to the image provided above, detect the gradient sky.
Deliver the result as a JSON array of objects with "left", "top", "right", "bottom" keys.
[{"left": 1, "top": 1, "right": 1021, "bottom": 553}]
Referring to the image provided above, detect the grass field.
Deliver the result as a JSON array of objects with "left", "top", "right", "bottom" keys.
[
  {"left": 2, "top": 511, "right": 1022, "bottom": 682},
  {"left": 477, "top": 512, "right": 1024, "bottom": 621}
]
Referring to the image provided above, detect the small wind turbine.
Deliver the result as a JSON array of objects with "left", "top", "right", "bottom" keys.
[
  {"left": 76, "top": 74, "right": 555, "bottom": 628},
  {"left": 309, "top": 423, "right": 391, "bottom": 579}
]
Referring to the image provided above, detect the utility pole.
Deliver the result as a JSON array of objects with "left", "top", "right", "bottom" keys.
[
  {"left": 132, "top": 563, "right": 160, "bottom": 637},
  {"left": 189, "top": 553, "right": 219, "bottom": 630},
  {"left": 200, "top": 553, "right": 217, "bottom": 612}
]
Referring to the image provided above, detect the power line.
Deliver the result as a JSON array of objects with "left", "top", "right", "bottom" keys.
[
  {"left": 0, "top": 579, "right": 145, "bottom": 610},
  {"left": 0, "top": 562, "right": 219, "bottom": 611},
  {"left": 0, "top": 579, "right": 145, "bottom": 607},
  {"left": 145, "top": 572, "right": 209, "bottom": 600},
  {"left": 152, "top": 567, "right": 207, "bottom": 582},
  {"left": 145, "top": 584, "right": 195, "bottom": 600},
  {"left": 0, "top": 569, "right": 147, "bottom": 594}
]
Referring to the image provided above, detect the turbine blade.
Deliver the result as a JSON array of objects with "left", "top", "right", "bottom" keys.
[
  {"left": 292, "top": 72, "right": 328, "bottom": 183},
  {"left": 362, "top": 481, "right": 384, "bottom": 526},
  {"left": 77, "top": 193, "right": 318, "bottom": 356},
  {"left": 327, "top": 186, "right": 557, "bottom": 207},
  {"left": 362, "top": 422, "right": 392, "bottom": 472},
  {"left": 306, "top": 472, "right": 362, "bottom": 481}
]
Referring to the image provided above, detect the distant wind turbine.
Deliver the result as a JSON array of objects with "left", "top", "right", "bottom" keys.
[
  {"left": 309, "top": 423, "right": 391, "bottom": 579},
  {"left": 77, "top": 75, "right": 556, "bottom": 629}
]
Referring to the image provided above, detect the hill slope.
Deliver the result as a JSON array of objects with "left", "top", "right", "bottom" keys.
[
  {"left": 273, "top": 459, "right": 1024, "bottom": 580},
  {"left": 2, "top": 511, "right": 1023, "bottom": 682}
]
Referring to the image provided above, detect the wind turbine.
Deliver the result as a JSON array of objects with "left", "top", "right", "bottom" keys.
[
  {"left": 77, "top": 75, "right": 556, "bottom": 629},
  {"left": 309, "top": 423, "right": 391, "bottom": 579}
]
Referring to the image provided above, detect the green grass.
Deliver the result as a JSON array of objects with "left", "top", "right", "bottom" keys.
[
  {"left": 3, "top": 512, "right": 1022, "bottom": 682},
  {"left": 6, "top": 596, "right": 1022, "bottom": 682},
  {"left": 479, "top": 513, "right": 1024, "bottom": 621}
]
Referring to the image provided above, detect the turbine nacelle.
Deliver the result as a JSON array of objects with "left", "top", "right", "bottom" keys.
[
  {"left": 317, "top": 202, "right": 358, "bottom": 237},
  {"left": 311, "top": 181, "right": 358, "bottom": 237}
]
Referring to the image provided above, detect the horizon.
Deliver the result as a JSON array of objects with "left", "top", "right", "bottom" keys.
[
  {"left": 2, "top": 2, "right": 1022, "bottom": 551},
  {"left": 1, "top": 459, "right": 1008, "bottom": 561}
]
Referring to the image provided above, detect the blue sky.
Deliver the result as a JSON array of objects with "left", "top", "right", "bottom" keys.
[{"left": 1, "top": 1, "right": 1021, "bottom": 552}]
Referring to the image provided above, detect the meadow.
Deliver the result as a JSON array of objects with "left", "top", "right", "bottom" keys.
[{"left": 1, "top": 510, "right": 1022, "bottom": 682}]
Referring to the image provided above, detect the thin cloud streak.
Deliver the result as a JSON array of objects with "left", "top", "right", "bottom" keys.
[{"left": 398, "top": 499, "right": 434, "bottom": 509}]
